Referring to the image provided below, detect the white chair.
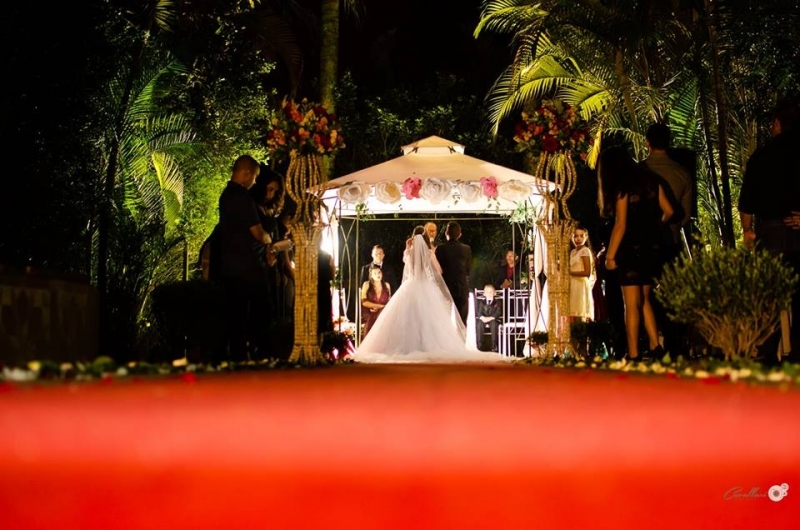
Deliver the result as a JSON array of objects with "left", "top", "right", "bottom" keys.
[{"left": 498, "top": 289, "right": 530, "bottom": 357}]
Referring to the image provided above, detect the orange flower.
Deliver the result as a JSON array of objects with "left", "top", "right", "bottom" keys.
[{"left": 266, "top": 98, "right": 345, "bottom": 161}]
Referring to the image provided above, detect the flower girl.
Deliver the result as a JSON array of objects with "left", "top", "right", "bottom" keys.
[{"left": 569, "top": 226, "right": 596, "bottom": 322}]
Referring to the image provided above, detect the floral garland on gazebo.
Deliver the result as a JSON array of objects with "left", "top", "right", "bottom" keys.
[{"left": 335, "top": 176, "right": 536, "bottom": 208}]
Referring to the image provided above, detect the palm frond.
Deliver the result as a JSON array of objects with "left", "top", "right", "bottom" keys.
[
  {"left": 117, "top": 0, "right": 178, "bottom": 33},
  {"left": 475, "top": 0, "right": 547, "bottom": 38},
  {"left": 151, "top": 152, "right": 184, "bottom": 229}
]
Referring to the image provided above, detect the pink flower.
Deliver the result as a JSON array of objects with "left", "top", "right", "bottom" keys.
[
  {"left": 402, "top": 177, "right": 422, "bottom": 199},
  {"left": 480, "top": 176, "right": 498, "bottom": 198}
]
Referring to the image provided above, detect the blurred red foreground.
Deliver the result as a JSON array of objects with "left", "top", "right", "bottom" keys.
[{"left": 1, "top": 362, "right": 798, "bottom": 529}]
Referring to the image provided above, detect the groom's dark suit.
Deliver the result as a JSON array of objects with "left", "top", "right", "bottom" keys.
[{"left": 436, "top": 238, "right": 472, "bottom": 324}]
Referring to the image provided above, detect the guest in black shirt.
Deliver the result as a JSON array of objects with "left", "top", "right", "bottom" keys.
[
  {"left": 739, "top": 99, "right": 800, "bottom": 364},
  {"left": 216, "top": 155, "right": 275, "bottom": 363}
]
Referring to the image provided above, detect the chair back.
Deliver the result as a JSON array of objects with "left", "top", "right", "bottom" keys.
[{"left": 501, "top": 289, "right": 530, "bottom": 328}]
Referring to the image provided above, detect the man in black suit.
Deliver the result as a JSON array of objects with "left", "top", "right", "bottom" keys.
[
  {"left": 360, "top": 244, "right": 398, "bottom": 293},
  {"left": 435, "top": 221, "right": 472, "bottom": 325}
]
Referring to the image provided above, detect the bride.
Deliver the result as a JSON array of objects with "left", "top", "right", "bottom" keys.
[{"left": 354, "top": 227, "right": 502, "bottom": 363}]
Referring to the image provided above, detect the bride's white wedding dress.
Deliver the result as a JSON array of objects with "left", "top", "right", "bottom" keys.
[{"left": 354, "top": 235, "right": 503, "bottom": 363}]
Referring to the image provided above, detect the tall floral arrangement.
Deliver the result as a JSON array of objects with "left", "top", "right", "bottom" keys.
[
  {"left": 516, "top": 100, "right": 590, "bottom": 358},
  {"left": 266, "top": 98, "right": 345, "bottom": 161},
  {"left": 513, "top": 99, "right": 591, "bottom": 163},
  {"left": 266, "top": 97, "right": 345, "bottom": 366}
]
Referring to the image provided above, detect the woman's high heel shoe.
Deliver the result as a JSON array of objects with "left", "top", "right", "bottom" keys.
[{"left": 649, "top": 345, "right": 665, "bottom": 359}]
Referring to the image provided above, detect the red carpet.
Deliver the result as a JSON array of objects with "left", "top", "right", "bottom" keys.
[{"left": 1, "top": 363, "right": 798, "bottom": 529}]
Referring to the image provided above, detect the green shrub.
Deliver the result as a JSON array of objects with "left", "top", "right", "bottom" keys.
[{"left": 656, "top": 246, "right": 798, "bottom": 360}]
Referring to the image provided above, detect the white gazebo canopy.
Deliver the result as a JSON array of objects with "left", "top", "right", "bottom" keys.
[
  {"left": 320, "top": 135, "right": 556, "bottom": 216},
  {"left": 316, "top": 135, "right": 551, "bottom": 348}
]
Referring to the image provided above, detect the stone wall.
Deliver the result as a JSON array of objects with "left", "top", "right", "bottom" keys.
[{"left": 0, "top": 267, "right": 98, "bottom": 365}]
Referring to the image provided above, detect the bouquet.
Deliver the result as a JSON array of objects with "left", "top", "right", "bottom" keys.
[
  {"left": 266, "top": 98, "right": 345, "bottom": 160},
  {"left": 513, "top": 99, "right": 592, "bottom": 163}
]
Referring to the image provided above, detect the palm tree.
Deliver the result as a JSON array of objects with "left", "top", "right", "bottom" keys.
[
  {"left": 99, "top": 0, "right": 310, "bottom": 350},
  {"left": 474, "top": 0, "right": 795, "bottom": 247},
  {"left": 98, "top": 0, "right": 178, "bottom": 350},
  {"left": 475, "top": 0, "right": 687, "bottom": 156},
  {"left": 97, "top": 56, "right": 199, "bottom": 355}
]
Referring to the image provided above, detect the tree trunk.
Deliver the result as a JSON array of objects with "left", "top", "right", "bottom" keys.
[
  {"left": 614, "top": 49, "right": 643, "bottom": 156},
  {"left": 703, "top": 0, "right": 735, "bottom": 247},
  {"left": 319, "top": 0, "right": 340, "bottom": 181},
  {"left": 97, "top": 36, "right": 147, "bottom": 352},
  {"left": 320, "top": 0, "right": 339, "bottom": 113},
  {"left": 695, "top": 51, "right": 725, "bottom": 244}
]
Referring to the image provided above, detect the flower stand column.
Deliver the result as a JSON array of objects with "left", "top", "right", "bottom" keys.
[
  {"left": 513, "top": 99, "right": 592, "bottom": 359},
  {"left": 285, "top": 152, "right": 327, "bottom": 365},
  {"left": 535, "top": 152, "right": 578, "bottom": 358},
  {"left": 266, "top": 98, "right": 346, "bottom": 365}
]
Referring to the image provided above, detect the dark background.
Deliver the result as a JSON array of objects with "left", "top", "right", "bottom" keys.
[{"left": 321, "top": 0, "right": 510, "bottom": 93}]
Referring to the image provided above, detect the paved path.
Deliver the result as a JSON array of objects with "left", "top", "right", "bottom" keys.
[{"left": 1, "top": 362, "right": 798, "bottom": 529}]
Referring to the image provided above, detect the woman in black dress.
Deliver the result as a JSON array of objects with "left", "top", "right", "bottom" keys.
[
  {"left": 598, "top": 146, "right": 674, "bottom": 360},
  {"left": 249, "top": 168, "right": 293, "bottom": 324}
]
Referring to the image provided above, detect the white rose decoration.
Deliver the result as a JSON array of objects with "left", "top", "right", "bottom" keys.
[
  {"left": 374, "top": 181, "right": 402, "bottom": 204},
  {"left": 338, "top": 182, "right": 371, "bottom": 205},
  {"left": 498, "top": 179, "right": 533, "bottom": 202},
  {"left": 419, "top": 177, "right": 452, "bottom": 204},
  {"left": 457, "top": 181, "right": 483, "bottom": 203}
]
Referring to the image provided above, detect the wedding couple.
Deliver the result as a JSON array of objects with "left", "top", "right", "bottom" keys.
[{"left": 354, "top": 222, "right": 502, "bottom": 363}]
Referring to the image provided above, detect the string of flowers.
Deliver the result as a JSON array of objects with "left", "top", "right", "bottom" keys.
[
  {"left": 337, "top": 176, "right": 534, "bottom": 207},
  {"left": 513, "top": 99, "right": 592, "bottom": 163},
  {"left": 266, "top": 98, "right": 345, "bottom": 161}
]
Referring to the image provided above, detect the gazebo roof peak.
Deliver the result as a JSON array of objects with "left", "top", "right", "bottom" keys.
[{"left": 401, "top": 135, "right": 466, "bottom": 155}]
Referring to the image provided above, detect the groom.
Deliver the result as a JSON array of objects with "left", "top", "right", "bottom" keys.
[{"left": 435, "top": 221, "right": 472, "bottom": 325}]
